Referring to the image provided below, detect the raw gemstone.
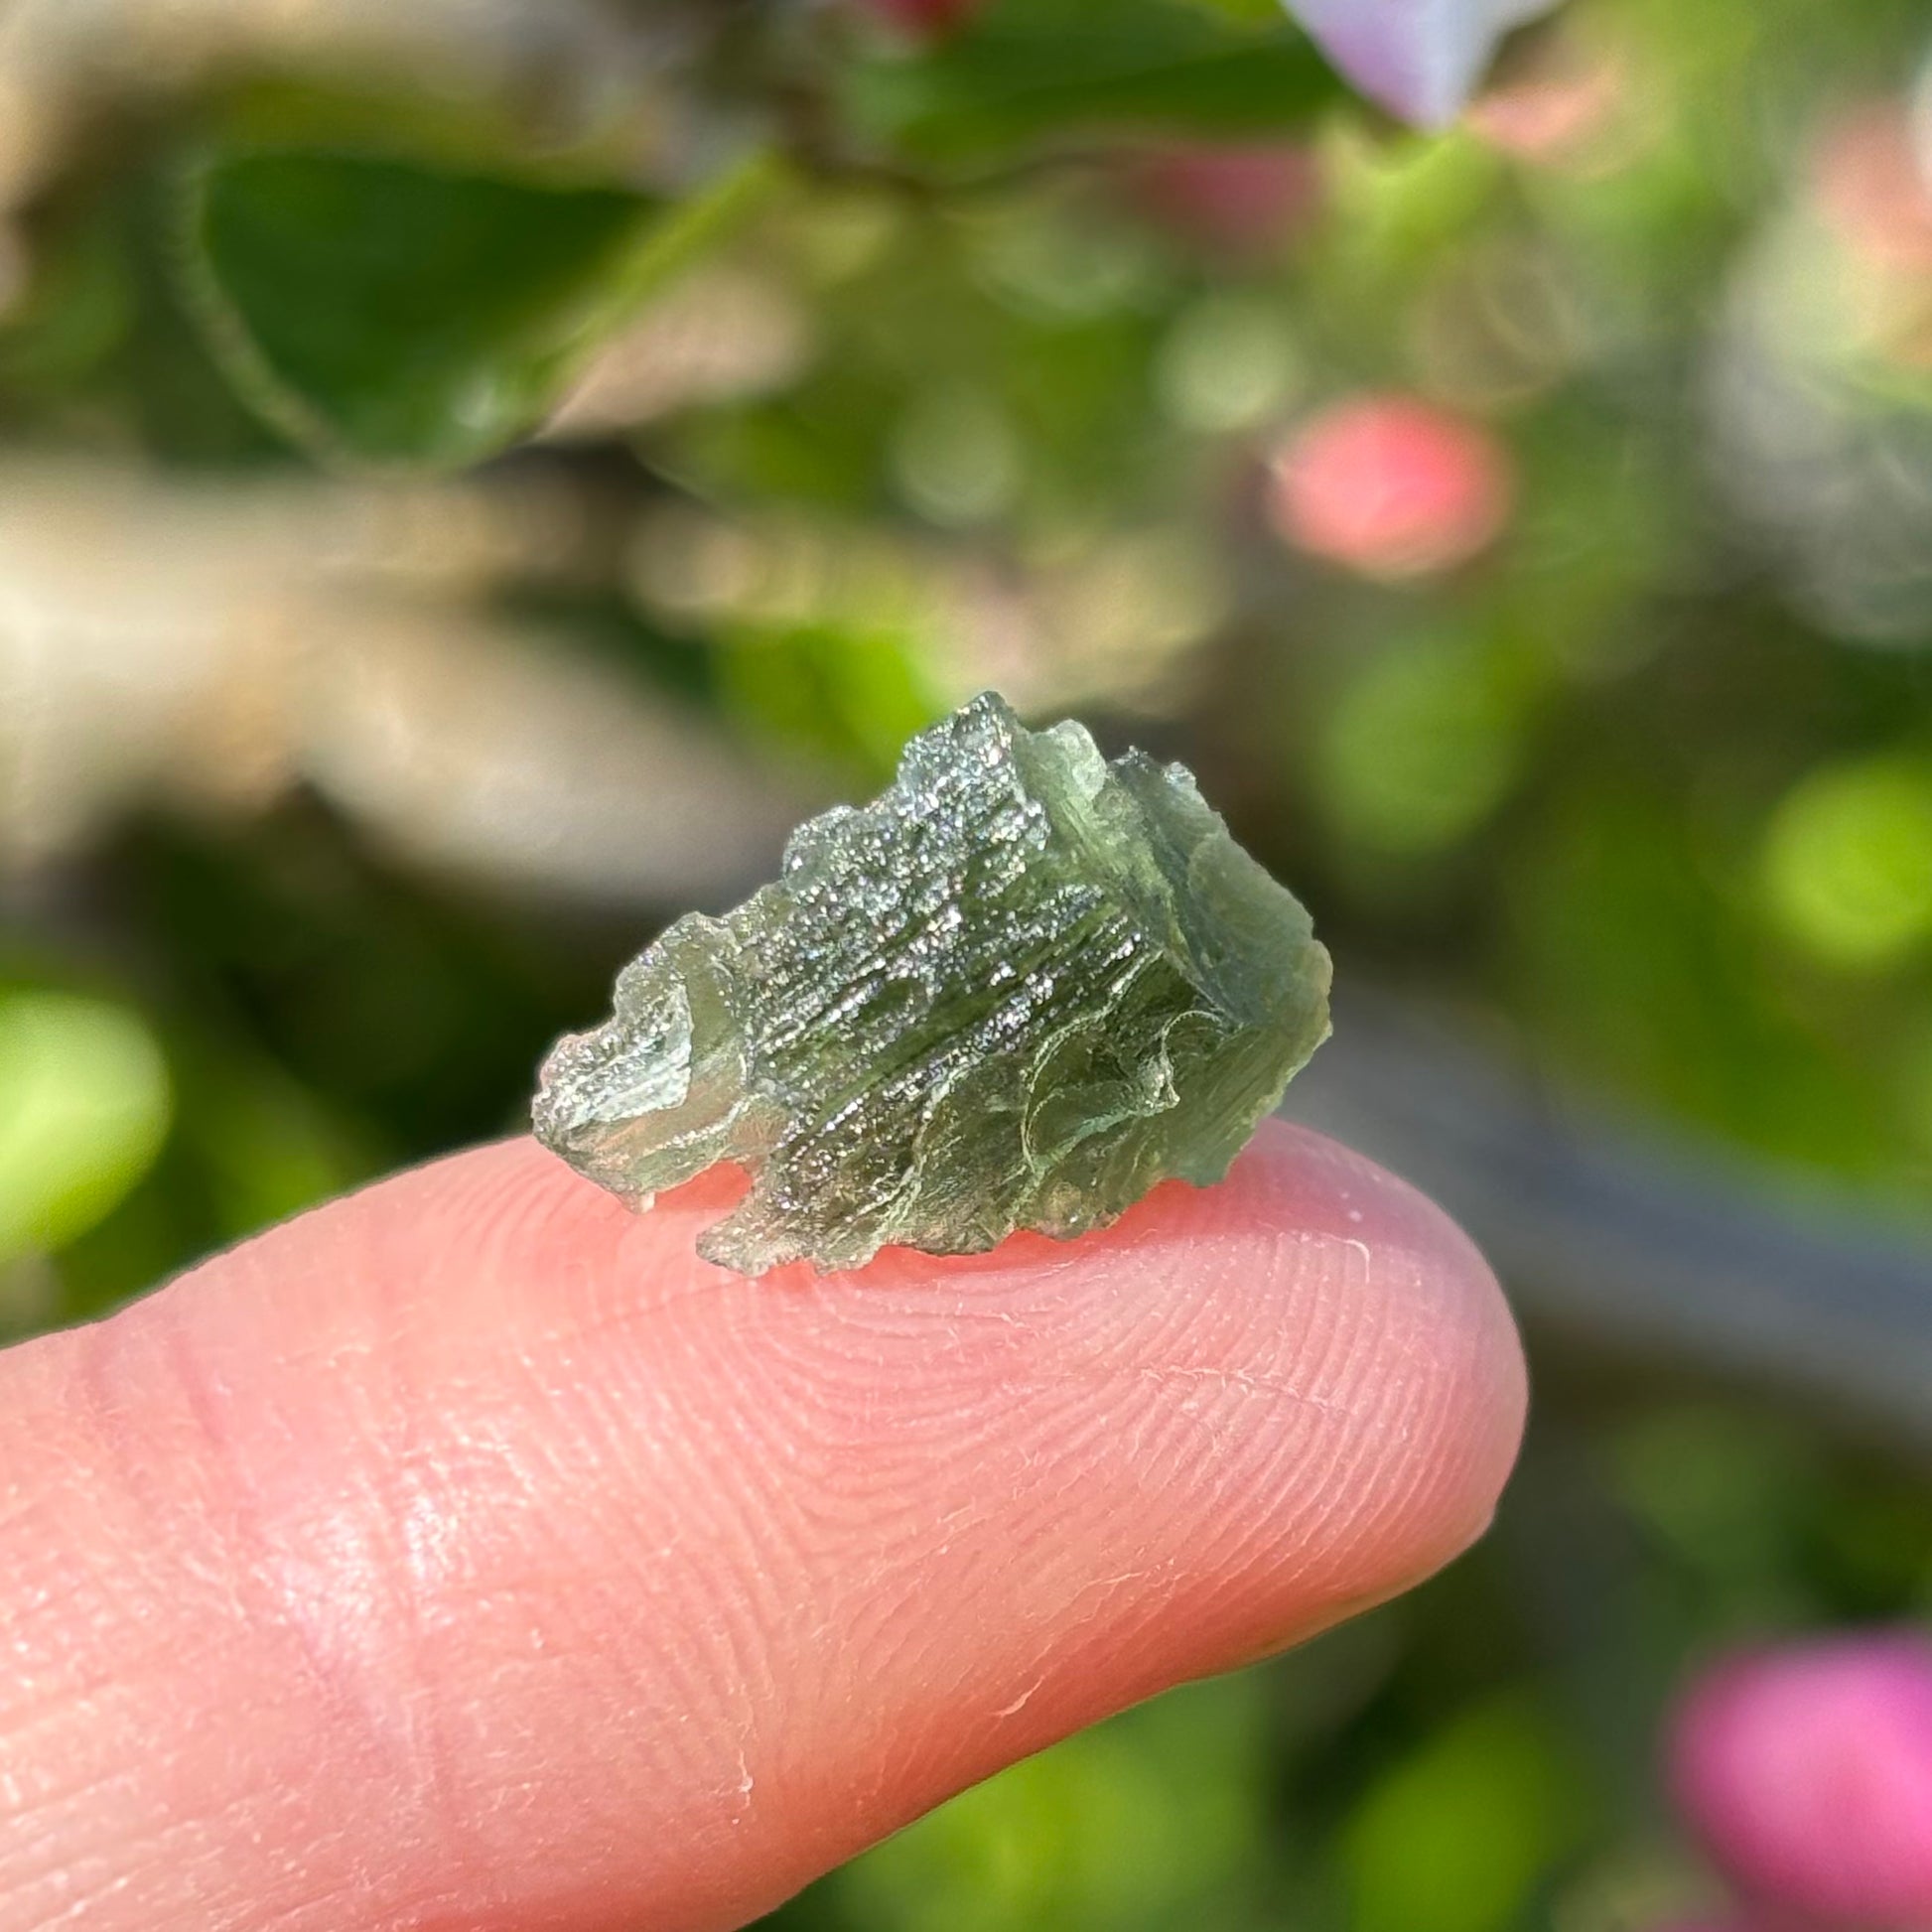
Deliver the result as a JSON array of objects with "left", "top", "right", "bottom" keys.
[{"left": 532, "top": 692, "right": 1331, "bottom": 1274}]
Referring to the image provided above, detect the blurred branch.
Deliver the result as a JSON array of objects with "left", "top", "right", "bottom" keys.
[
  {"left": 0, "top": 0, "right": 682, "bottom": 213},
  {"left": 1286, "top": 991, "right": 1932, "bottom": 1456},
  {"left": 0, "top": 459, "right": 803, "bottom": 901}
]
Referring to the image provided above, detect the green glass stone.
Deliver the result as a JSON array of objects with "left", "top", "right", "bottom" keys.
[{"left": 532, "top": 693, "right": 1331, "bottom": 1274}]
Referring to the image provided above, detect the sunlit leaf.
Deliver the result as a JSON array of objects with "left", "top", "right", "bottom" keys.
[
  {"left": 1315, "top": 628, "right": 1541, "bottom": 855},
  {"left": 837, "top": 1676, "right": 1266, "bottom": 1932},
  {"left": 0, "top": 991, "right": 173, "bottom": 1267},
  {"left": 177, "top": 148, "right": 778, "bottom": 467},
  {"left": 1343, "top": 1694, "right": 1585, "bottom": 1932},
  {"left": 718, "top": 618, "right": 945, "bottom": 782},
  {"left": 1760, "top": 756, "right": 1932, "bottom": 973}
]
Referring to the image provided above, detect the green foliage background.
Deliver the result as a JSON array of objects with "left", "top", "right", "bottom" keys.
[{"left": 3, "top": 0, "right": 1931, "bottom": 1926}]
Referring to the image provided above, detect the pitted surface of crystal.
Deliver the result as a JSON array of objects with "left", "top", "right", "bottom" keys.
[{"left": 532, "top": 693, "right": 1331, "bottom": 1274}]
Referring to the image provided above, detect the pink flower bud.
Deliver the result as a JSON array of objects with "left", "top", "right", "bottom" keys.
[
  {"left": 858, "top": 0, "right": 980, "bottom": 40},
  {"left": 1123, "top": 142, "right": 1320, "bottom": 260},
  {"left": 1669, "top": 1633, "right": 1932, "bottom": 1928},
  {"left": 1267, "top": 394, "right": 1513, "bottom": 579}
]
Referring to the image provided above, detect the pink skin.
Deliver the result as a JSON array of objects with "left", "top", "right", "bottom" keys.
[
  {"left": 1671, "top": 1634, "right": 1932, "bottom": 1928},
  {"left": 1268, "top": 394, "right": 1514, "bottom": 580},
  {"left": 0, "top": 1121, "right": 1524, "bottom": 1932}
]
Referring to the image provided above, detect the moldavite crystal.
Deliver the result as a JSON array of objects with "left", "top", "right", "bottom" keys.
[{"left": 532, "top": 693, "right": 1330, "bottom": 1274}]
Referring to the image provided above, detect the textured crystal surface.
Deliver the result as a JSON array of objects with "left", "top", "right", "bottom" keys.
[{"left": 532, "top": 693, "right": 1331, "bottom": 1274}]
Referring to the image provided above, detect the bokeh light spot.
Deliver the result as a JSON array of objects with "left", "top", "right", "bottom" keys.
[
  {"left": 1343, "top": 1694, "right": 1582, "bottom": 1932},
  {"left": 1760, "top": 757, "right": 1932, "bottom": 971},
  {"left": 837, "top": 1678, "right": 1263, "bottom": 1932},
  {"left": 892, "top": 385, "right": 1022, "bottom": 528},
  {"left": 1269, "top": 393, "right": 1513, "bottom": 579},
  {"left": 1156, "top": 293, "right": 1302, "bottom": 434},
  {"left": 1317, "top": 633, "right": 1533, "bottom": 855},
  {"left": 0, "top": 989, "right": 173, "bottom": 1266}
]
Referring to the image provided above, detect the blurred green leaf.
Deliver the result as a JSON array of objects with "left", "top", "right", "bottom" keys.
[
  {"left": 1509, "top": 783, "right": 1907, "bottom": 1178},
  {"left": 0, "top": 206, "right": 133, "bottom": 393},
  {"left": 1342, "top": 1693, "right": 1585, "bottom": 1932},
  {"left": 841, "top": 0, "right": 1343, "bottom": 167},
  {"left": 834, "top": 1675, "right": 1268, "bottom": 1932},
  {"left": 1317, "top": 123, "right": 1504, "bottom": 278},
  {"left": 719, "top": 618, "right": 944, "bottom": 781},
  {"left": 1606, "top": 1404, "right": 1823, "bottom": 1608},
  {"left": 1759, "top": 755, "right": 1932, "bottom": 974},
  {"left": 0, "top": 991, "right": 173, "bottom": 1267},
  {"left": 176, "top": 147, "right": 778, "bottom": 467},
  {"left": 183, "top": 1066, "right": 377, "bottom": 1241},
  {"left": 1316, "top": 628, "right": 1543, "bottom": 858}
]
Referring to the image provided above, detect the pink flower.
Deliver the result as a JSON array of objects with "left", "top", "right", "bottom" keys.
[
  {"left": 1124, "top": 143, "right": 1320, "bottom": 260},
  {"left": 1267, "top": 394, "right": 1513, "bottom": 578},
  {"left": 1810, "top": 100, "right": 1932, "bottom": 278},
  {"left": 858, "top": 0, "right": 980, "bottom": 40},
  {"left": 1669, "top": 1632, "right": 1932, "bottom": 1928}
]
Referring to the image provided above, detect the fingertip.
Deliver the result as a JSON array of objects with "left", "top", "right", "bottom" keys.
[
  {"left": 1055, "top": 1116, "right": 1527, "bottom": 1668},
  {"left": 1235, "top": 1122, "right": 1528, "bottom": 1588},
  {"left": 0, "top": 1120, "right": 1526, "bottom": 1932},
  {"left": 180, "top": 1120, "right": 1527, "bottom": 1707},
  {"left": 231, "top": 1118, "right": 1526, "bottom": 1653}
]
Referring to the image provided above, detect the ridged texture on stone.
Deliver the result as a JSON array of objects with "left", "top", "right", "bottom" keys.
[{"left": 532, "top": 693, "right": 1331, "bottom": 1274}]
